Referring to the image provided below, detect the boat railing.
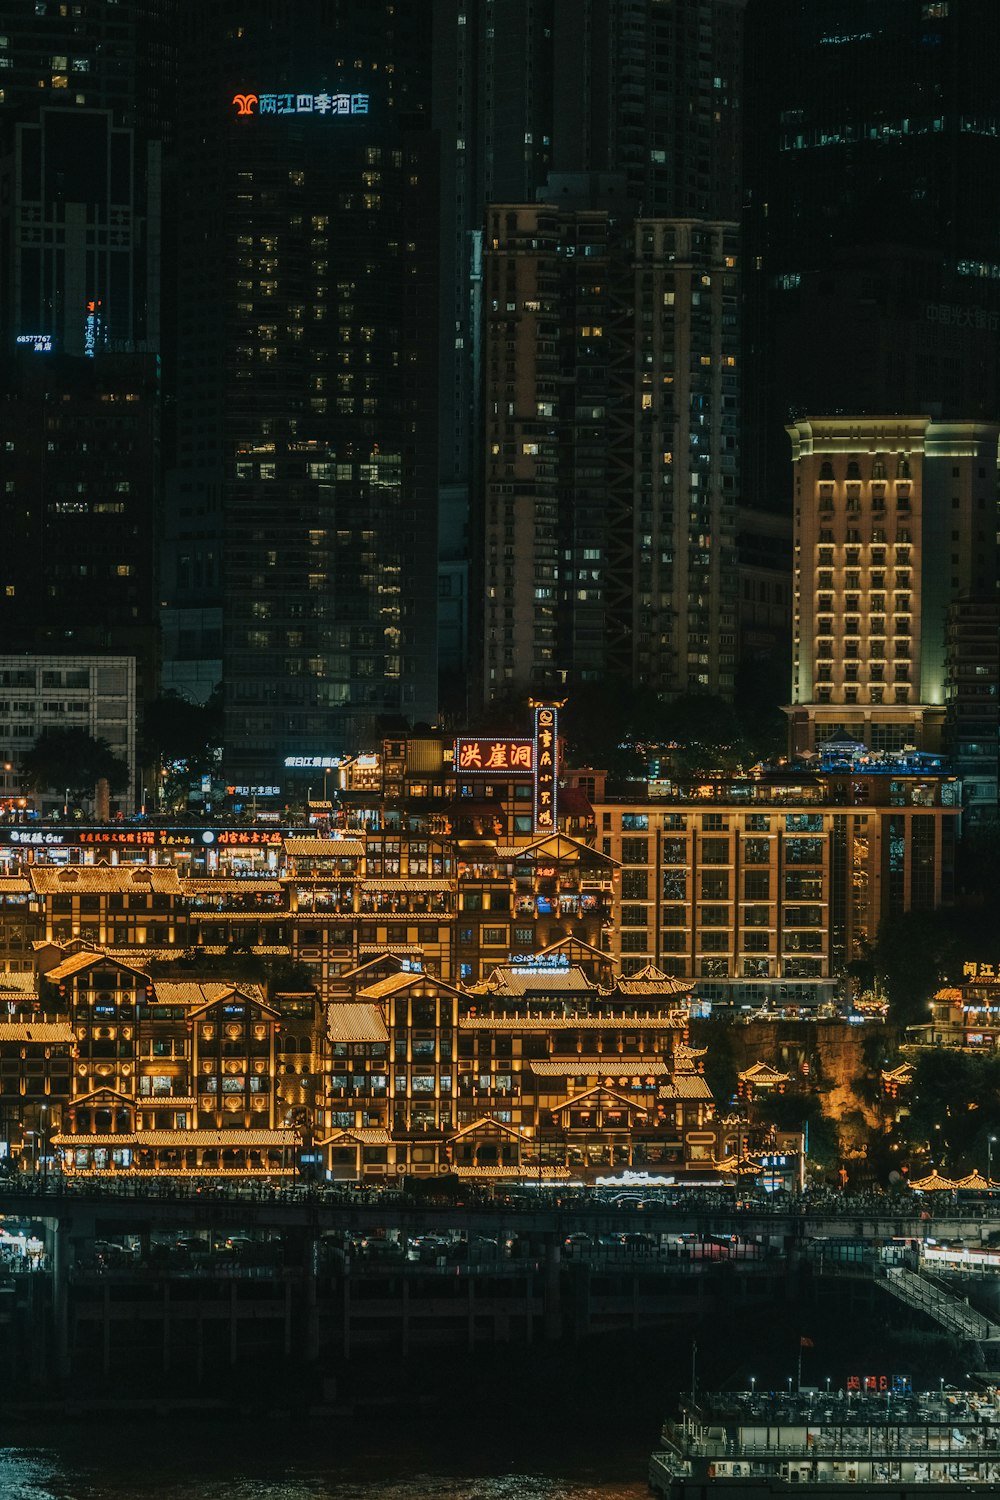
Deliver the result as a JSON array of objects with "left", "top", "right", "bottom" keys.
[{"left": 684, "top": 1438, "right": 1000, "bottom": 1461}]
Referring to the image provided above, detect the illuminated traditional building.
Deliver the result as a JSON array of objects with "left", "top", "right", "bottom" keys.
[{"left": 785, "top": 415, "right": 1000, "bottom": 756}]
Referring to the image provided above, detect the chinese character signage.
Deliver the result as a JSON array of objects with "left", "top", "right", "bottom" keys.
[
  {"left": 846, "top": 1375, "right": 911, "bottom": 1394},
  {"left": 963, "top": 961, "right": 999, "bottom": 982},
  {"left": 455, "top": 739, "right": 534, "bottom": 774},
  {"left": 233, "top": 92, "right": 369, "bottom": 118},
  {"left": 533, "top": 704, "right": 558, "bottom": 834}
]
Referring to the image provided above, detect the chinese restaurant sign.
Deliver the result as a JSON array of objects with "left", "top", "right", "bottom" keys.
[
  {"left": 233, "top": 92, "right": 369, "bottom": 118},
  {"left": 963, "top": 961, "right": 1000, "bottom": 981},
  {"left": 454, "top": 739, "right": 534, "bottom": 774},
  {"left": 534, "top": 704, "right": 558, "bottom": 834}
]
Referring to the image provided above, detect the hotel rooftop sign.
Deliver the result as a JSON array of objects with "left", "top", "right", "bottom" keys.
[{"left": 233, "top": 92, "right": 369, "bottom": 118}]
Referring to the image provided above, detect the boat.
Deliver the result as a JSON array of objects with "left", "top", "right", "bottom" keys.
[{"left": 649, "top": 1386, "right": 1000, "bottom": 1497}]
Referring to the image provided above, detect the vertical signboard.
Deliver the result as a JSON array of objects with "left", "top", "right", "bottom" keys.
[{"left": 533, "top": 704, "right": 558, "bottom": 833}]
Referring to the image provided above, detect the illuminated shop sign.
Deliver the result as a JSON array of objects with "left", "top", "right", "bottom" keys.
[
  {"left": 533, "top": 704, "right": 558, "bottom": 833},
  {"left": 963, "top": 961, "right": 1000, "bottom": 981},
  {"left": 455, "top": 738, "right": 534, "bottom": 773},
  {"left": 16, "top": 334, "right": 53, "bottom": 353},
  {"left": 232, "top": 91, "right": 369, "bottom": 118},
  {"left": 283, "top": 756, "right": 343, "bottom": 769},
  {"left": 0, "top": 827, "right": 295, "bottom": 848},
  {"left": 508, "top": 954, "right": 570, "bottom": 971},
  {"left": 226, "top": 785, "right": 281, "bottom": 797},
  {"left": 84, "top": 299, "right": 102, "bottom": 358}
]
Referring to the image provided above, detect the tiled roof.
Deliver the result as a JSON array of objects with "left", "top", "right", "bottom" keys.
[
  {"left": 529, "top": 1059, "right": 669, "bottom": 1076},
  {"left": 30, "top": 867, "right": 181, "bottom": 894},
  {"left": 356, "top": 971, "right": 458, "bottom": 1000},
  {"left": 614, "top": 965, "right": 693, "bottom": 997},
  {"left": 460, "top": 1014, "right": 683, "bottom": 1029},
  {"left": 481, "top": 965, "right": 596, "bottom": 995},
  {"left": 284, "top": 837, "right": 366, "bottom": 857},
  {"left": 361, "top": 879, "right": 453, "bottom": 892},
  {"left": 358, "top": 943, "right": 423, "bottom": 954},
  {"left": 0, "top": 877, "right": 31, "bottom": 893},
  {"left": 0, "top": 972, "right": 37, "bottom": 993},
  {"left": 658, "top": 1075, "right": 713, "bottom": 1099},
  {"left": 0, "top": 1023, "right": 75, "bottom": 1043},
  {"left": 318, "top": 1127, "right": 391, "bottom": 1146},
  {"left": 738, "top": 1060, "right": 791, "bottom": 1084},
  {"left": 53, "top": 1130, "right": 296, "bottom": 1148},
  {"left": 181, "top": 879, "right": 282, "bottom": 893},
  {"left": 153, "top": 980, "right": 267, "bottom": 1008},
  {"left": 46, "top": 950, "right": 150, "bottom": 983},
  {"left": 327, "top": 1002, "right": 389, "bottom": 1043}
]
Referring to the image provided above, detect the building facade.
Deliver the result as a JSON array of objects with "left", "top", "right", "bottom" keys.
[
  {"left": 0, "top": 654, "right": 136, "bottom": 815},
  {"left": 483, "top": 209, "right": 740, "bottom": 699},
  {"left": 785, "top": 416, "right": 1000, "bottom": 756},
  {"left": 164, "top": 0, "right": 440, "bottom": 776}
]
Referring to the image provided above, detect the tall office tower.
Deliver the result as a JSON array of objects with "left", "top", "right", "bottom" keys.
[
  {"left": 166, "top": 2, "right": 439, "bottom": 783},
  {"left": 943, "top": 598, "right": 999, "bottom": 823},
  {"left": 744, "top": 0, "right": 1000, "bottom": 510},
  {"left": 0, "top": 3, "right": 171, "bottom": 713},
  {"left": 784, "top": 417, "right": 1000, "bottom": 757},
  {"left": 433, "top": 0, "right": 748, "bottom": 706},
  {"left": 483, "top": 207, "right": 740, "bottom": 699}
]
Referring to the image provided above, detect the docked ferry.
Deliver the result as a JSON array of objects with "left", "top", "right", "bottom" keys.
[{"left": 649, "top": 1388, "right": 1000, "bottom": 1498}]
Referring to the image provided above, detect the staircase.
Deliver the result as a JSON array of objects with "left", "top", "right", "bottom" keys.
[{"left": 879, "top": 1265, "right": 1000, "bottom": 1350}]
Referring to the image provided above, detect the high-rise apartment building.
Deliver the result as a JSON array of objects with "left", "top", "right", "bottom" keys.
[
  {"left": 164, "top": 2, "right": 439, "bottom": 781},
  {"left": 433, "top": 0, "right": 749, "bottom": 704},
  {"left": 785, "top": 416, "right": 1000, "bottom": 756},
  {"left": 483, "top": 206, "right": 740, "bottom": 699},
  {"left": 0, "top": 3, "right": 169, "bottom": 717}
]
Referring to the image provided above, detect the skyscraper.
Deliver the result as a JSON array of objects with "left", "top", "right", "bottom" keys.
[
  {"left": 745, "top": 0, "right": 1000, "bottom": 508},
  {"left": 164, "top": 2, "right": 440, "bottom": 783},
  {"left": 482, "top": 206, "right": 740, "bottom": 698},
  {"left": 0, "top": 1, "right": 169, "bottom": 723},
  {"left": 434, "top": 0, "right": 749, "bottom": 705}
]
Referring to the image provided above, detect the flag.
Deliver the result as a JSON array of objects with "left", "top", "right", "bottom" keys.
[{"left": 800, "top": 1336, "right": 814, "bottom": 1348}]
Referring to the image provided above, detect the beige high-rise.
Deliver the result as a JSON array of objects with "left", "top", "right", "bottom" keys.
[{"left": 785, "top": 417, "right": 999, "bottom": 756}]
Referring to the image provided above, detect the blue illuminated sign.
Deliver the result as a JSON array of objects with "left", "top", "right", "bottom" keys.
[
  {"left": 16, "top": 334, "right": 53, "bottom": 353},
  {"left": 233, "top": 92, "right": 369, "bottom": 118}
]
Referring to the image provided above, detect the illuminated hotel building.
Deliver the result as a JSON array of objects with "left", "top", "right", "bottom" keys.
[
  {"left": 165, "top": 2, "right": 439, "bottom": 777},
  {"left": 784, "top": 417, "right": 1000, "bottom": 757}
]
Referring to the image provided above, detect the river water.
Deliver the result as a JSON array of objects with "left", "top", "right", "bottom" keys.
[
  {"left": 0, "top": 1296, "right": 966, "bottom": 1499},
  {"left": 0, "top": 1425, "right": 650, "bottom": 1500}
]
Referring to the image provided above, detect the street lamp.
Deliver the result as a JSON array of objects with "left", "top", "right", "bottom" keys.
[
  {"left": 989, "top": 1135, "right": 997, "bottom": 1185},
  {"left": 750, "top": 1376, "right": 756, "bottom": 1396}
]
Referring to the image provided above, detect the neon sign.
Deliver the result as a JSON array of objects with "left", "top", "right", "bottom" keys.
[
  {"left": 533, "top": 705, "right": 558, "bottom": 833},
  {"left": 16, "top": 334, "right": 53, "bottom": 353},
  {"left": 232, "top": 92, "right": 369, "bottom": 118},
  {"left": 455, "top": 738, "right": 534, "bottom": 773},
  {"left": 84, "top": 299, "right": 101, "bottom": 358}
]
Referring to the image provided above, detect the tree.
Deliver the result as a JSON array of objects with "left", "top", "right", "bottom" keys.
[
  {"left": 19, "top": 728, "right": 128, "bottom": 798},
  {"left": 138, "top": 687, "right": 223, "bottom": 775},
  {"left": 869, "top": 907, "right": 996, "bottom": 1028}
]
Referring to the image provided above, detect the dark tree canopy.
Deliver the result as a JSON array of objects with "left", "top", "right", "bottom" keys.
[
  {"left": 19, "top": 728, "right": 128, "bottom": 796},
  {"left": 138, "top": 687, "right": 223, "bottom": 773}
]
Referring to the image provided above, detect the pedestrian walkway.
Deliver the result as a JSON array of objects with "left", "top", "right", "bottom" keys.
[{"left": 879, "top": 1264, "right": 1000, "bottom": 1344}]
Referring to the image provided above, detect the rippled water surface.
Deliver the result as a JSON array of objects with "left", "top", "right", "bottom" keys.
[{"left": 0, "top": 1426, "right": 649, "bottom": 1500}]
